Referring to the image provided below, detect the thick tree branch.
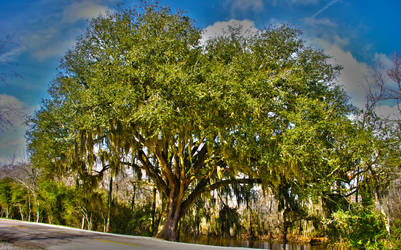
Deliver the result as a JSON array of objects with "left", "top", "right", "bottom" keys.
[
  {"left": 94, "top": 164, "right": 110, "bottom": 175},
  {"left": 155, "top": 145, "right": 177, "bottom": 189},
  {"left": 138, "top": 149, "right": 169, "bottom": 196}
]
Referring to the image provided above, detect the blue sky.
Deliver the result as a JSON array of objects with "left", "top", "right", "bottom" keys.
[{"left": 0, "top": 0, "right": 400, "bottom": 163}]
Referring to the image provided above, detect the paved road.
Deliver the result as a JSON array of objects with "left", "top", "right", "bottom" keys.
[{"left": 0, "top": 219, "right": 258, "bottom": 250}]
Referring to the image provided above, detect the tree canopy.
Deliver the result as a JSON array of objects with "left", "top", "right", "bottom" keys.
[{"left": 28, "top": 4, "right": 367, "bottom": 241}]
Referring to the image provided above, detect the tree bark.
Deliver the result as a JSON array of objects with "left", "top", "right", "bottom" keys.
[
  {"left": 106, "top": 176, "right": 113, "bottom": 232},
  {"left": 28, "top": 196, "right": 31, "bottom": 222},
  {"left": 156, "top": 190, "right": 183, "bottom": 241},
  {"left": 283, "top": 211, "right": 289, "bottom": 246},
  {"left": 283, "top": 222, "right": 288, "bottom": 246},
  {"left": 131, "top": 182, "right": 136, "bottom": 211},
  {"left": 248, "top": 204, "right": 255, "bottom": 238},
  {"left": 81, "top": 214, "right": 85, "bottom": 229},
  {"left": 36, "top": 200, "right": 40, "bottom": 223},
  {"left": 151, "top": 187, "right": 157, "bottom": 234},
  {"left": 18, "top": 206, "right": 23, "bottom": 220},
  {"left": 155, "top": 177, "right": 261, "bottom": 241},
  {"left": 156, "top": 204, "right": 182, "bottom": 240}
]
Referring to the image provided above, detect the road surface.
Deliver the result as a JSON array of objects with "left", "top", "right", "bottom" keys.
[{"left": 0, "top": 219, "right": 259, "bottom": 250}]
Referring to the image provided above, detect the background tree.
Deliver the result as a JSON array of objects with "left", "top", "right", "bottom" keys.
[
  {"left": 368, "top": 52, "right": 401, "bottom": 114},
  {"left": 0, "top": 177, "right": 13, "bottom": 218},
  {"left": 364, "top": 52, "right": 401, "bottom": 247}
]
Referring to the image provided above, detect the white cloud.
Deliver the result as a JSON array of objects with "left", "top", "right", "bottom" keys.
[
  {"left": 0, "top": 95, "right": 29, "bottom": 164},
  {"left": 304, "top": 17, "right": 337, "bottom": 27},
  {"left": 201, "top": 19, "right": 258, "bottom": 43},
  {"left": 17, "top": 0, "right": 111, "bottom": 61},
  {"left": 287, "top": 0, "right": 320, "bottom": 5},
  {"left": 375, "top": 104, "right": 401, "bottom": 120},
  {"left": 20, "top": 25, "right": 77, "bottom": 61},
  {"left": 30, "top": 36, "right": 76, "bottom": 61},
  {"left": 313, "top": 40, "right": 399, "bottom": 115},
  {"left": 369, "top": 53, "right": 401, "bottom": 118},
  {"left": 0, "top": 94, "right": 25, "bottom": 128},
  {"left": 225, "top": 0, "right": 264, "bottom": 17},
  {"left": 0, "top": 46, "right": 25, "bottom": 63},
  {"left": 311, "top": 0, "right": 339, "bottom": 18},
  {"left": 61, "top": 0, "right": 110, "bottom": 23},
  {"left": 312, "top": 38, "right": 372, "bottom": 108},
  {"left": 0, "top": 95, "right": 39, "bottom": 165},
  {"left": 374, "top": 53, "right": 393, "bottom": 70},
  {"left": 270, "top": 0, "right": 321, "bottom": 6},
  {"left": 0, "top": 125, "right": 28, "bottom": 165},
  {"left": 369, "top": 53, "right": 394, "bottom": 90}
]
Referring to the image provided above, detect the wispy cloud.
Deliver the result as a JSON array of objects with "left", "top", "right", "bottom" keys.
[
  {"left": 304, "top": 17, "right": 337, "bottom": 27},
  {"left": 317, "top": 41, "right": 399, "bottom": 116},
  {"left": 312, "top": 38, "right": 372, "bottom": 108},
  {"left": 287, "top": 0, "right": 320, "bottom": 5},
  {"left": 0, "top": 38, "right": 25, "bottom": 64},
  {"left": 20, "top": 25, "right": 76, "bottom": 61},
  {"left": 225, "top": 0, "right": 264, "bottom": 17},
  {"left": 61, "top": 0, "right": 110, "bottom": 23},
  {"left": 26, "top": 27, "right": 78, "bottom": 61},
  {"left": 311, "top": 0, "right": 339, "bottom": 19},
  {"left": 0, "top": 94, "right": 25, "bottom": 128},
  {"left": 375, "top": 104, "right": 401, "bottom": 120},
  {"left": 0, "top": 47, "right": 25, "bottom": 63},
  {"left": 0, "top": 125, "right": 28, "bottom": 164},
  {"left": 270, "top": 0, "right": 321, "bottom": 6},
  {"left": 17, "top": 0, "right": 111, "bottom": 61},
  {"left": 374, "top": 53, "right": 393, "bottom": 69},
  {"left": 0, "top": 94, "right": 37, "bottom": 164}
]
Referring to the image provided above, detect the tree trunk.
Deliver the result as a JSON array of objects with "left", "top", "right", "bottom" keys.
[
  {"left": 156, "top": 213, "right": 181, "bottom": 241},
  {"left": 81, "top": 214, "right": 85, "bottom": 229},
  {"left": 156, "top": 194, "right": 183, "bottom": 241},
  {"left": 36, "top": 200, "right": 40, "bottom": 223},
  {"left": 247, "top": 201, "right": 255, "bottom": 238},
  {"left": 151, "top": 188, "right": 157, "bottom": 234},
  {"left": 88, "top": 213, "right": 93, "bottom": 230},
  {"left": 355, "top": 167, "right": 359, "bottom": 203},
  {"left": 131, "top": 182, "right": 136, "bottom": 211},
  {"left": 106, "top": 176, "right": 113, "bottom": 232},
  {"left": 28, "top": 196, "right": 31, "bottom": 221},
  {"left": 283, "top": 222, "right": 288, "bottom": 246},
  {"left": 283, "top": 210, "right": 289, "bottom": 246},
  {"left": 376, "top": 192, "right": 391, "bottom": 234},
  {"left": 249, "top": 210, "right": 255, "bottom": 238},
  {"left": 19, "top": 207, "right": 24, "bottom": 221}
]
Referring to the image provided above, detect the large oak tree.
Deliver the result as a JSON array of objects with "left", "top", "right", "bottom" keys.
[{"left": 28, "top": 4, "right": 356, "bottom": 240}]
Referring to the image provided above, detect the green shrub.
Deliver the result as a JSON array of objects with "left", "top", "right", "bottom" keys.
[
  {"left": 329, "top": 204, "right": 388, "bottom": 249},
  {"left": 390, "top": 219, "right": 401, "bottom": 249}
]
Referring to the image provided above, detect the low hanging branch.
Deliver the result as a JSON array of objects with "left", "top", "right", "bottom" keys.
[{"left": 181, "top": 177, "right": 262, "bottom": 214}]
